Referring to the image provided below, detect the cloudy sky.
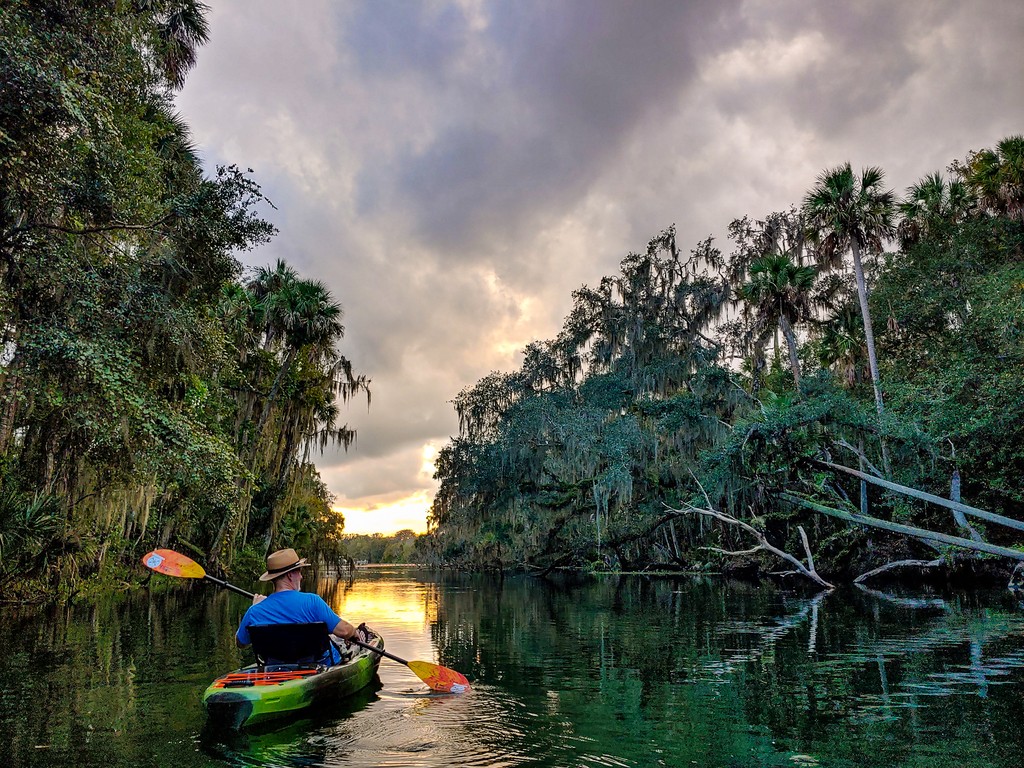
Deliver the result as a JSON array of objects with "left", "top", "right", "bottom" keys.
[{"left": 176, "top": 0, "right": 1024, "bottom": 534}]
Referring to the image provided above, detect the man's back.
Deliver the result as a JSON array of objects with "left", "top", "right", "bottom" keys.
[
  {"left": 235, "top": 548, "right": 357, "bottom": 663},
  {"left": 237, "top": 591, "right": 343, "bottom": 663},
  {"left": 238, "top": 591, "right": 337, "bottom": 631}
]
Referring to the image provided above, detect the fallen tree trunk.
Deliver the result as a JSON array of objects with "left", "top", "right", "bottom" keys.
[
  {"left": 853, "top": 557, "right": 945, "bottom": 584},
  {"left": 780, "top": 492, "right": 1024, "bottom": 562},
  {"left": 815, "top": 460, "right": 1024, "bottom": 534}
]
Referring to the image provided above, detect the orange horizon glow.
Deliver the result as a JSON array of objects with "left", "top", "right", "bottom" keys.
[
  {"left": 329, "top": 444, "right": 437, "bottom": 536},
  {"left": 333, "top": 489, "right": 432, "bottom": 536}
]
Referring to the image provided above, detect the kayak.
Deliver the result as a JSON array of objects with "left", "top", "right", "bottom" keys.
[{"left": 202, "top": 628, "right": 384, "bottom": 729}]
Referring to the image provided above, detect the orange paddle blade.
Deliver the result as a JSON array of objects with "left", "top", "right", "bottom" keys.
[
  {"left": 408, "top": 660, "right": 470, "bottom": 693},
  {"left": 142, "top": 549, "right": 206, "bottom": 579}
]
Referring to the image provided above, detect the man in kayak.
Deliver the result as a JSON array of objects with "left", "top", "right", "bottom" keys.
[{"left": 236, "top": 548, "right": 356, "bottom": 664}]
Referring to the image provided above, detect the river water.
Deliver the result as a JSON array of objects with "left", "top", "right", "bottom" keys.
[{"left": 2, "top": 567, "right": 1024, "bottom": 767}]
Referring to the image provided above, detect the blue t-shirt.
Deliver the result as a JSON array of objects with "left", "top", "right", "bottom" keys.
[{"left": 236, "top": 590, "right": 343, "bottom": 664}]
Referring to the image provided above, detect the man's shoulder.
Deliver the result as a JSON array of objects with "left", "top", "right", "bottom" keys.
[
  {"left": 301, "top": 591, "right": 331, "bottom": 608},
  {"left": 277, "top": 589, "right": 329, "bottom": 608}
]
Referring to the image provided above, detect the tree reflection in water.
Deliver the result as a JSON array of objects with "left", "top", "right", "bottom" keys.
[{"left": 2, "top": 571, "right": 1024, "bottom": 767}]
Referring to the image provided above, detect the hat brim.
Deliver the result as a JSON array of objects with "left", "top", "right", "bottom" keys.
[{"left": 258, "top": 558, "right": 310, "bottom": 581}]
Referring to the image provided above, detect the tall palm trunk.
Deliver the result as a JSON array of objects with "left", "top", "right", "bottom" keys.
[
  {"left": 849, "top": 240, "right": 884, "bottom": 415},
  {"left": 850, "top": 240, "right": 891, "bottom": 476},
  {"left": 778, "top": 315, "right": 802, "bottom": 388}
]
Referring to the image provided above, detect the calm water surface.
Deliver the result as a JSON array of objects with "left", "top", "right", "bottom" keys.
[{"left": 2, "top": 568, "right": 1024, "bottom": 767}]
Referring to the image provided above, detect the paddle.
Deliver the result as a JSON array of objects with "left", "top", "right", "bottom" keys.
[{"left": 142, "top": 548, "right": 470, "bottom": 693}]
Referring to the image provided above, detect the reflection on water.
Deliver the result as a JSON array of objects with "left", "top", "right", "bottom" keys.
[
  {"left": 317, "top": 568, "right": 439, "bottom": 632},
  {"left": 2, "top": 570, "right": 1024, "bottom": 767},
  {"left": 201, "top": 681, "right": 384, "bottom": 767}
]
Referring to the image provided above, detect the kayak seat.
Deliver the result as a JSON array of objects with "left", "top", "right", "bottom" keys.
[{"left": 249, "top": 622, "right": 332, "bottom": 667}]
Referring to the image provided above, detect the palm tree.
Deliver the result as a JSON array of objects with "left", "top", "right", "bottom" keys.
[
  {"left": 964, "top": 135, "right": 1024, "bottom": 220},
  {"left": 235, "top": 260, "right": 299, "bottom": 437},
  {"left": 814, "top": 304, "right": 867, "bottom": 389},
  {"left": 250, "top": 277, "right": 346, "bottom": 451},
  {"left": 150, "top": 0, "right": 211, "bottom": 90},
  {"left": 898, "top": 171, "right": 971, "bottom": 249},
  {"left": 804, "top": 163, "right": 895, "bottom": 418},
  {"left": 249, "top": 259, "right": 300, "bottom": 351},
  {"left": 737, "top": 253, "right": 816, "bottom": 388}
]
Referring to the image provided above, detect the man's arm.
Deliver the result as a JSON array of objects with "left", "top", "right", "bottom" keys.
[
  {"left": 235, "top": 594, "right": 266, "bottom": 648},
  {"left": 332, "top": 618, "right": 357, "bottom": 641}
]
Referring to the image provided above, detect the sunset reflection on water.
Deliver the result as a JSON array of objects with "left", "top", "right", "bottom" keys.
[
  {"left": 322, "top": 570, "right": 437, "bottom": 628},
  {"left": 314, "top": 567, "right": 444, "bottom": 670}
]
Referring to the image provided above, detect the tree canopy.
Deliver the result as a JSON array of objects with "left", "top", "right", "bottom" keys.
[
  {"left": 0, "top": 1, "right": 365, "bottom": 598},
  {"left": 424, "top": 140, "right": 1024, "bottom": 586}
]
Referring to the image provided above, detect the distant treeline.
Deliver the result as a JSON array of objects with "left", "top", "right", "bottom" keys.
[
  {"left": 424, "top": 137, "right": 1024, "bottom": 586},
  {"left": 342, "top": 530, "right": 421, "bottom": 565},
  {"left": 0, "top": 2, "right": 367, "bottom": 600}
]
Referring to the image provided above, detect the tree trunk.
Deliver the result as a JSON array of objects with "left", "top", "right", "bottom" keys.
[
  {"left": 850, "top": 240, "right": 884, "bottom": 415},
  {"left": 249, "top": 346, "right": 298, "bottom": 459},
  {"left": 781, "top": 493, "right": 1024, "bottom": 561},
  {"left": 858, "top": 438, "right": 868, "bottom": 515},
  {"left": 778, "top": 316, "right": 802, "bottom": 388},
  {"left": 850, "top": 239, "right": 891, "bottom": 477},
  {"left": 817, "top": 460, "right": 1024, "bottom": 533},
  {"left": 949, "top": 469, "right": 984, "bottom": 542},
  {"left": 0, "top": 347, "right": 25, "bottom": 454}
]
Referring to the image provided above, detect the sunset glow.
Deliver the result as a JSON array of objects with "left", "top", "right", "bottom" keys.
[{"left": 333, "top": 489, "right": 432, "bottom": 535}]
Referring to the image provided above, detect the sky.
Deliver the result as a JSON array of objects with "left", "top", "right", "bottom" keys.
[{"left": 175, "top": 0, "right": 1024, "bottom": 535}]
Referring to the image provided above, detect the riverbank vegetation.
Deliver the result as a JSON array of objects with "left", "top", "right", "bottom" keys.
[
  {"left": 0, "top": 1, "right": 366, "bottom": 601},
  {"left": 424, "top": 139, "right": 1024, "bottom": 588},
  {"left": 3, "top": 3, "right": 1021, "bottom": 599}
]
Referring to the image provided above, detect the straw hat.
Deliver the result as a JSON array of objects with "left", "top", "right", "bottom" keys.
[{"left": 259, "top": 548, "right": 310, "bottom": 581}]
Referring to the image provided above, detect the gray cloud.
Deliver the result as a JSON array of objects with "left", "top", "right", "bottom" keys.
[
  {"left": 176, "top": 0, "right": 1024, "bottom": 529},
  {"left": 344, "top": 0, "right": 471, "bottom": 76},
  {"left": 350, "top": 0, "right": 745, "bottom": 261}
]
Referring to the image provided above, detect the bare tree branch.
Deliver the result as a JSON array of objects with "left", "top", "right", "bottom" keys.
[
  {"left": 666, "top": 501, "right": 834, "bottom": 589},
  {"left": 798, "top": 526, "right": 816, "bottom": 572},
  {"left": 854, "top": 557, "right": 945, "bottom": 584}
]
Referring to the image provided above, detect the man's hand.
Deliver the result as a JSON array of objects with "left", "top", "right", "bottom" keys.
[{"left": 252, "top": 594, "right": 266, "bottom": 605}]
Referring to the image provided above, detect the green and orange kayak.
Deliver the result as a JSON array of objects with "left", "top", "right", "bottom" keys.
[{"left": 202, "top": 630, "right": 384, "bottom": 729}]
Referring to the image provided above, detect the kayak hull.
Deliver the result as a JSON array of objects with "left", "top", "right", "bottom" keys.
[{"left": 202, "top": 631, "right": 384, "bottom": 729}]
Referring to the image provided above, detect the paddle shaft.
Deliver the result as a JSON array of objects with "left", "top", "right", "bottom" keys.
[
  {"left": 201, "top": 574, "right": 414, "bottom": 665},
  {"left": 203, "top": 573, "right": 254, "bottom": 599}
]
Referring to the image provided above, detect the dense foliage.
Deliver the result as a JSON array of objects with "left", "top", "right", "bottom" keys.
[
  {"left": 425, "top": 139, "right": 1024, "bottom": 583},
  {"left": 342, "top": 530, "right": 421, "bottom": 564},
  {"left": 0, "top": 1, "right": 365, "bottom": 599}
]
